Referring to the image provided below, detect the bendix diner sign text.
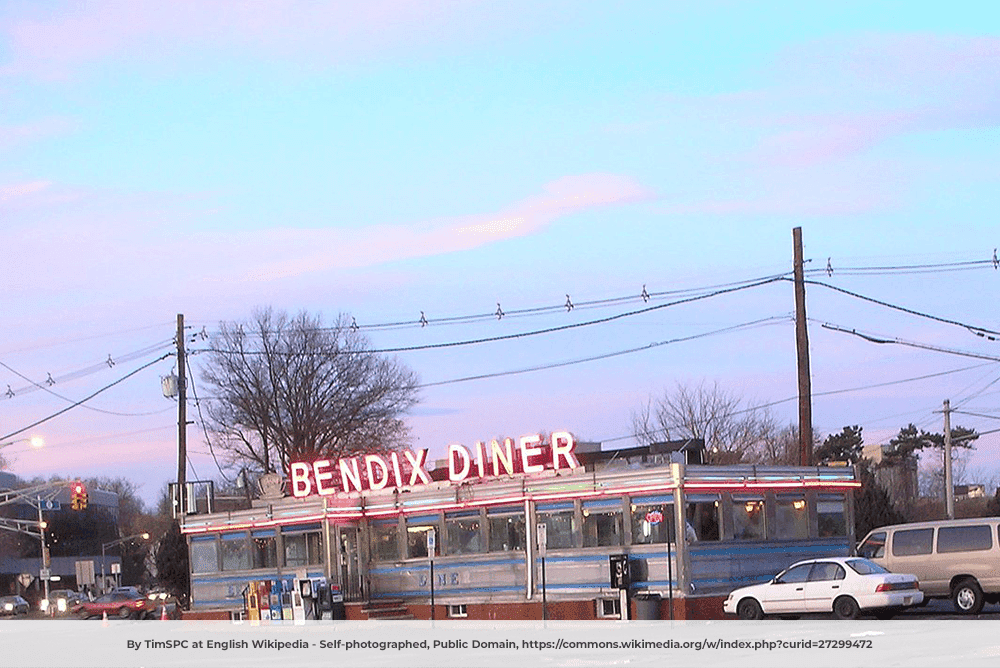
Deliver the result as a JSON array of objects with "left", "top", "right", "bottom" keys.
[{"left": 289, "top": 431, "right": 580, "bottom": 498}]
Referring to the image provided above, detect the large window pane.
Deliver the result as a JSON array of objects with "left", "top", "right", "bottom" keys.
[
  {"left": 221, "top": 533, "right": 250, "bottom": 571},
  {"left": 252, "top": 532, "right": 278, "bottom": 569},
  {"left": 190, "top": 539, "right": 218, "bottom": 573},
  {"left": 284, "top": 531, "right": 323, "bottom": 566},
  {"left": 773, "top": 496, "right": 808, "bottom": 540},
  {"left": 537, "top": 505, "right": 577, "bottom": 549},
  {"left": 371, "top": 521, "right": 399, "bottom": 562},
  {"left": 445, "top": 512, "right": 483, "bottom": 555},
  {"left": 892, "top": 528, "right": 933, "bottom": 556},
  {"left": 817, "top": 496, "right": 847, "bottom": 537},
  {"left": 687, "top": 498, "right": 720, "bottom": 542},
  {"left": 488, "top": 507, "right": 525, "bottom": 552},
  {"left": 406, "top": 516, "right": 439, "bottom": 559},
  {"left": 938, "top": 526, "right": 992, "bottom": 553},
  {"left": 630, "top": 502, "right": 676, "bottom": 545},
  {"left": 732, "top": 497, "right": 766, "bottom": 540},
  {"left": 582, "top": 503, "right": 622, "bottom": 547}
]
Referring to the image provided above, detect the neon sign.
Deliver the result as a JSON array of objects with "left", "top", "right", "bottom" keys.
[{"left": 289, "top": 431, "right": 579, "bottom": 498}]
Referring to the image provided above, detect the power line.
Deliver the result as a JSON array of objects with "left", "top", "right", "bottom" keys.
[
  {"left": 417, "top": 316, "right": 791, "bottom": 389},
  {"left": 200, "top": 275, "right": 787, "bottom": 357},
  {"left": 819, "top": 322, "right": 1000, "bottom": 362},
  {"left": 0, "top": 353, "right": 172, "bottom": 442},
  {"left": 796, "top": 278, "right": 1000, "bottom": 339}
]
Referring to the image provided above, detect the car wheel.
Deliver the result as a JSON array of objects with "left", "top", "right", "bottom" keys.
[
  {"left": 117, "top": 606, "right": 133, "bottom": 619},
  {"left": 736, "top": 598, "right": 764, "bottom": 620},
  {"left": 833, "top": 596, "right": 860, "bottom": 620},
  {"left": 953, "top": 578, "right": 985, "bottom": 615}
]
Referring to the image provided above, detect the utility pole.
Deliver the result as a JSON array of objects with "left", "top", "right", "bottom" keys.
[
  {"left": 792, "top": 227, "right": 814, "bottom": 466},
  {"left": 176, "top": 314, "right": 187, "bottom": 518},
  {"left": 943, "top": 399, "right": 954, "bottom": 519}
]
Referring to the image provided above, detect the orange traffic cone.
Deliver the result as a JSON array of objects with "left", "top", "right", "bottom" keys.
[
  {"left": 102, "top": 611, "right": 108, "bottom": 627},
  {"left": 160, "top": 605, "right": 168, "bottom": 620}
]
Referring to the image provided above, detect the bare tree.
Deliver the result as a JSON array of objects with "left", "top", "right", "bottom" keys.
[
  {"left": 200, "top": 307, "right": 420, "bottom": 476},
  {"left": 631, "top": 381, "right": 778, "bottom": 464}
]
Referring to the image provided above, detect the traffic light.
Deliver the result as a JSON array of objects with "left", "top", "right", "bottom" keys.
[{"left": 70, "top": 481, "right": 88, "bottom": 510}]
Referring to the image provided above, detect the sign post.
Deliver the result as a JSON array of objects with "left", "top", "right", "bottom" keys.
[
  {"left": 609, "top": 554, "right": 630, "bottom": 620},
  {"left": 645, "top": 508, "right": 673, "bottom": 620},
  {"left": 427, "top": 529, "right": 436, "bottom": 621},
  {"left": 536, "top": 523, "right": 547, "bottom": 621}
]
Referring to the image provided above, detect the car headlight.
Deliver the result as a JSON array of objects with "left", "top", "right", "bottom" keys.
[{"left": 4, "top": 603, "right": 12, "bottom": 611}]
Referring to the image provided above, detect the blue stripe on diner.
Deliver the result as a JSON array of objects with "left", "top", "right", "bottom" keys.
[
  {"left": 372, "top": 586, "right": 523, "bottom": 598},
  {"left": 535, "top": 554, "right": 619, "bottom": 564},
  {"left": 371, "top": 558, "right": 524, "bottom": 574},
  {"left": 630, "top": 580, "right": 679, "bottom": 589},
  {"left": 192, "top": 599, "right": 241, "bottom": 608},
  {"left": 192, "top": 571, "right": 323, "bottom": 584},
  {"left": 690, "top": 542, "right": 848, "bottom": 557}
]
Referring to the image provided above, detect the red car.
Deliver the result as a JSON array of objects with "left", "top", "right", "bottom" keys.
[{"left": 72, "top": 590, "right": 153, "bottom": 619}]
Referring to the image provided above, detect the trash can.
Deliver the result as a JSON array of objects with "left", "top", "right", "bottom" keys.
[{"left": 634, "top": 594, "right": 660, "bottom": 620}]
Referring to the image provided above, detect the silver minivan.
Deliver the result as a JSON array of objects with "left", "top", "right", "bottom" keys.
[{"left": 857, "top": 517, "right": 1000, "bottom": 614}]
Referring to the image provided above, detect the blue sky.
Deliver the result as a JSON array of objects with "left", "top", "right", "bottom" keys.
[{"left": 1, "top": 1, "right": 998, "bottom": 507}]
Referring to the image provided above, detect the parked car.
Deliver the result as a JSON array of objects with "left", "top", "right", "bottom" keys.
[
  {"left": 723, "top": 556, "right": 923, "bottom": 620},
  {"left": 72, "top": 590, "right": 153, "bottom": 619},
  {"left": 857, "top": 517, "right": 1000, "bottom": 614},
  {"left": 40, "top": 589, "right": 83, "bottom": 615},
  {"left": 0, "top": 595, "right": 30, "bottom": 616},
  {"left": 144, "top": 590, "right": 181, "bottom": 620}
]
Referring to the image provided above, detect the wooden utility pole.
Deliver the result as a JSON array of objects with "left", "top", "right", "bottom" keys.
[
  {"left": 943, "top": 399, "right": 954, "bottom": 519},
  {"left": 176, "top": 314, "right": 187, "bottom": 517},
  {"left": 792, "top": 228, "right": 814, "bottom": 465}
]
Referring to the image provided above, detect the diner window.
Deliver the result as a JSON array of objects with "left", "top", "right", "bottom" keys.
[
  {"left": 488, "top": 507, "right": 526, "bottom": 552},
  {"left": 406, "top": 515, "right": 439, "bottom": 559},
  {"left": 582, "top": 501, "right": 623, "bottom": 547},
  {"left": 536, "top": 503, "right": 577, "bottom": 549},
  {"left": 686, "top": 496, "right": 720, "bottom": 542},
  {"left": 251, "top": 531, "right": 278, "bottom": 569},
  {"left": 596, "top": 598, "right": 621, "bottom": 619},
  {"left": 445, "top": 511, "right": 483, "bottom": 555},
  {"left": 773, "top": 495, "right": 809, "bottom": 540},
  {"left": 284, "top": 529, "right": 323, "bottom": 566},
  {"left": 731, "top": 497, "right": 766, "bottom": 540},
  {"left": 630, "top": 498, "right": 676, "bottom": 545},
  {"left": 447, "top": 604, "right": 468, "bottom": 618},
  {"left": 817, "top": 495, "right": 847, "bottom": 537},
  {"left": 190, "top": 537, "right": 218, "bottom": 573},
  {"left": 221, "top": 532, "right": 250, "bottom": 571},
  {"left": 371, "top": 520, "right": 400, "bottom": 562}
]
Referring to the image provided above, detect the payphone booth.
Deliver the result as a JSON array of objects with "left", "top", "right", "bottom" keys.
[
  {"left": 257, "top": 580, "right": 272, "bottom": 620},
  {"left": 245, "top": 581, "right": 261, "bottom": 621}
]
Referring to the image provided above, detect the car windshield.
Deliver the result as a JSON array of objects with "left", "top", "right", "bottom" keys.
[{"left": 846, "top": 558, "right": 890, "bottom": 575}]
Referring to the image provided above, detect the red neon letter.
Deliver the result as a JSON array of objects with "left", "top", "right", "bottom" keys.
[
  {"left": 474, "top": 441, "right": 486, "bottom": 478},
  {"left": 491, "top": 438, "right": 515, "bottom": 476},
  {"left": 448, "top": 444, "right": 471, "bottom": 482},
  {"left": 365, "top": 454, "right": 390, "bottom": 490},
  {"left": 390, "top": 451, "right": 403, "bottom": 488},
  {"left": 405, "top": 448, "right": 431, "bottom": 486},
  {"left": 313, "top": 459, "right": 337, "bottom": 495},
  {"left": 519, "top": 434, "right": 545, "bottom": 474},
  {"left": 550, "top": 431, "right": 579, "bottom": 470},
  {"left": 339, "top": 457, "right": 364, "bottom": 493},
  {"left": 290, "top": 462, "right": 312, "bottom": 497}
]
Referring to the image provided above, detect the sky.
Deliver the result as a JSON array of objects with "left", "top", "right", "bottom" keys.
[{"left": 1, "top": 1, "right": 998, "bottom": 509}]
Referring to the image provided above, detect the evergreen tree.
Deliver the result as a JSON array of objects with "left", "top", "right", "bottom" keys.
[
  {"left": 155, "top": 521, "right": 190, "bottom": 607},
  {"left": 854, "top": 460, "right": 905, "bottom": 538},
  {"left": 816, "top": 425, "right": 864, "bottom": 464}
]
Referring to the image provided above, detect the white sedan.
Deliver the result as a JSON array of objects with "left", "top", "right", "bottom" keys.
[{"left": 723, "top": 556, "right": 923, "bottom": 620}]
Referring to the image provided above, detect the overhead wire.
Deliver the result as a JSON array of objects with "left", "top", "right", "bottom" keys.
[{"left": 0, "top": 353, "right": 172, "bottom": 442}]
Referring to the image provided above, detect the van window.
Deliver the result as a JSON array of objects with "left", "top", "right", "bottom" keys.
[
  {"left": 938, "top": 525, "right": 992, "bottom": 553},
  {"left": 858, "top": 532, "right": 886, "bottom": 558},
  {"left": 892, "top": 528, "right": 933, "bottom": 556}
]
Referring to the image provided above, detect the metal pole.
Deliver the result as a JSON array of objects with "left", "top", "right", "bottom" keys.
[
  {"left": 101, "top": 543, "right": 106, "bottom": 594},
  {"left": 429, "top": 558, "right": 435, "bottom": 620},
  {"left": 541, "top": 556, "right": 547, "bottom": 621},
  {"left": 666, "top": 519, "right": 674, "bottom": 620},
  {"left": 944, "top": 399, "right": 954, "bottom": 519}
]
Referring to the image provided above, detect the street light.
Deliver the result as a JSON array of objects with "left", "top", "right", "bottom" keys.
[
  {"left": 101, "top": 533, "right": 150, "bottom": 593},
  {"left": 0, "top": 435, "right": 45, "bottom": 450}
]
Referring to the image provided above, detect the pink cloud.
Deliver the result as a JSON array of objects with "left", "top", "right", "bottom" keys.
[{"left": 0, "top": 1, "right": 553, "bottom": 80}]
